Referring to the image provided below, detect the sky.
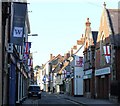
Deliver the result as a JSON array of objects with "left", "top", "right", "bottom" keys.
[{"left": 27, "top": 0, "right": 119, "bottom": 67}]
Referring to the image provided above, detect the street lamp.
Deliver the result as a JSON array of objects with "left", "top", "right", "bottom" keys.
[{"left": 28, "top": 34, "right": 38, "bottom": 36}]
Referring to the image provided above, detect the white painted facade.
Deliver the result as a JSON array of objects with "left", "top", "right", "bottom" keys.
[
  {"left": 72, "top": 55, "right": 84, "bottom": 96},
  {"left": 74, "top": 66, "right": 84, "bottom": 95}
]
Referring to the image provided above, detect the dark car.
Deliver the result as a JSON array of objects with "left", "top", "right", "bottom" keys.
[{"left": 28, "top": 85, "right": 41, "bottom": 99}]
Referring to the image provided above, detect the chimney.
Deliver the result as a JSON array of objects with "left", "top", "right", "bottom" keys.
[
  {"left": 42, "top": 64, "right": 44, "bottom": 68},
  {"left": 85, "top": 18, "right": 91, "bottom": 27},
  {"left": 66, "top": 52, "right": 70, "bottom": 58},
  {"left": 82, "top": 34, "right": 84, "bottom": 37},
  {"left": 50, "top": 54, "right": 53, "bottom": 59},
  {"left": 85, "top": 18, "right": 91, "bottom": 38},
  {"left": 73, "top": 45, "right": 77, "bottom": 50}
]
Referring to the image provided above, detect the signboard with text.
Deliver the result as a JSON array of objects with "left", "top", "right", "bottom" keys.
[{"left": 10, "top": 2, "right": 27, "bottom": 46}]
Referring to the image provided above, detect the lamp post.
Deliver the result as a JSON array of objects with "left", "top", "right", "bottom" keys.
[{"left": 28, "top": 34, "right": 38, "bottom": 36}]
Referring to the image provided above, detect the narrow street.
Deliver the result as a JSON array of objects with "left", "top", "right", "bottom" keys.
[
  {"left": 22, "top": 92, "right": 81, "bottom": 105},
  {"left": 1, "top": 1, "right": 120, "bottom": 106}
]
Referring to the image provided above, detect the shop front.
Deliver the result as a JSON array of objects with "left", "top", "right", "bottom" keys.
[
  {"left": 83, "top": 69, "right": 95, "bottom": 98},
  {"left": 95, "top": 67, "right": 111, "bottom": 99}
]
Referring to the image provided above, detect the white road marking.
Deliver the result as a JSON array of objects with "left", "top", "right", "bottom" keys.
[{"left": 66, "top": 99, "right": 79, "bottom": 104}]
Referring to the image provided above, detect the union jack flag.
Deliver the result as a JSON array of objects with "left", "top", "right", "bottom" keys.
[
  {"left": 23, "top": 53, "right": 29, "bottom": 61},
  {"left": 28, "top": 58, "right": 33, "bottom": 66},
  {"left": 24, "top": 42, "right": 31, "bottom": 54}
]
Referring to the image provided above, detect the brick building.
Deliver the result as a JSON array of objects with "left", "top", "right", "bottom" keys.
[
  {"left": 95, "top": 3, "right": 120, "bottom": 102},
  {"left": 83, "top": 18, "right": 98, "bottom": 98}
]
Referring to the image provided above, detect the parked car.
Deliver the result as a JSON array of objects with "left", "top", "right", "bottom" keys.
[{"left": 28, "top": 85, "right": 41, "bottom": 99}]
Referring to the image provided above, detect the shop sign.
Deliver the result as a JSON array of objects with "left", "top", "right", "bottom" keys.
[
  {"left": 83, "top": 74, "right": 92, "bottom": 79},
  {"left": 10, "top": 2, "right": 27, "bottom": 46},
  {"left": 85, "top": 69, "right": 92, "bottom": 75},
  {"left": 95, "top": 67, "right": 110, "bottom": 76}
]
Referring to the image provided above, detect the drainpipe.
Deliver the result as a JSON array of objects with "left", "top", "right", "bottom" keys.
[{"left": 0, "top": 2, "right": 2, "bottom": 106}]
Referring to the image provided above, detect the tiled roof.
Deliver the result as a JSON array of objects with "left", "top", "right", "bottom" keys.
[
  {"left": 107, "top": 9, "right": 120, "bottom": 34},
  {"left": 106, "top": 9, "right": 120, "bottom": 46}
]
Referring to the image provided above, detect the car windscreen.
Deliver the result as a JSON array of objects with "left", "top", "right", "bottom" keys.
[{"left": 28, "top": 86, "right": 40, "bottom": 91}]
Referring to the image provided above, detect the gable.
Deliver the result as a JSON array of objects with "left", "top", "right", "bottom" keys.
[{"left": 97, "top": 8, "right": 110, "bottom": 44}]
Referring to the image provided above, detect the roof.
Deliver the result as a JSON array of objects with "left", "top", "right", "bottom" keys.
[
  {"left": 43, "top": 54, "right": 61, "bottom": 67},
  {"left": 105, "top": 9, "right": 120, "bottom": 47},
  {"left": 107, "top": 9, "right": 120, "bottom": 35}
]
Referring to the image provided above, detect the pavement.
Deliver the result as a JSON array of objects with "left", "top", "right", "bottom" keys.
[{"left": 60, "top": 93, "right": 120, "bottom": 106}]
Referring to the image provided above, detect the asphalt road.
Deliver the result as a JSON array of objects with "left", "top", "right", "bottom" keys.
[{"left": 21, "top": 92, "right": 82, "bottom": 105}]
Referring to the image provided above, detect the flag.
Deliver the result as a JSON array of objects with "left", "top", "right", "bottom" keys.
[
  {"left": 23, "top": 54, "right": 29, "bottom": 61},
  {"left": 76, "top": 56, "right": 83, "bottom": 67},
  {"left": 62, "top": 69, "right": 67, "bottom": 79},
  {"left": 24, "top": 42, "right": 31, "bottom": 54},
  {"left": 10, "top": 2, "right": 27, "bottom": 46},
  {"left": 103, "top": 46, "right": 110, "bottom": 63},
  {"left": 28, "top": 66, "right": 32, "bottom": 72},
  {"left": 28, "top": 58, "right": 33, "bottom": 66}
]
